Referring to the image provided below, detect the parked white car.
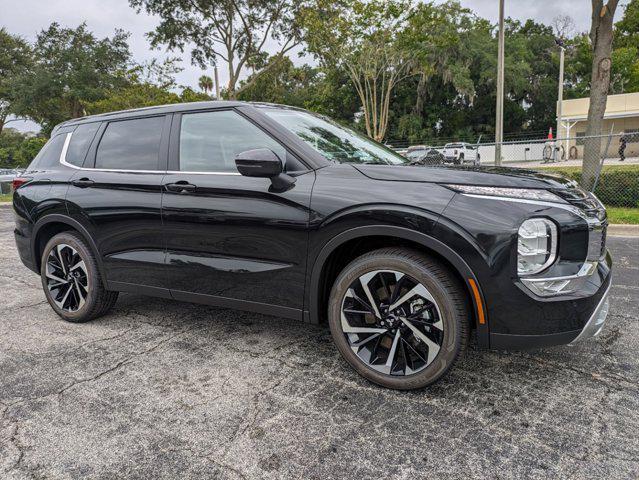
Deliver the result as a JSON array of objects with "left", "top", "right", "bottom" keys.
[{"left": 442, "top": 143, "right": 480, "bottom": 165}]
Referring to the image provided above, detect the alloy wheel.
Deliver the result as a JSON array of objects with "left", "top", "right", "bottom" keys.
[
  {"left": 45, "top": 243, "right": 89, "bottom": 312},
  {"left": 340, "top": 269, "right": 444, "bottom": 376}
]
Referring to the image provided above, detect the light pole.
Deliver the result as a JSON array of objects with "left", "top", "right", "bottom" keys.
[
  {"left": 495, "top": 0, "right": 505, "bottom": 166},
  {"left": 214, "top": 65, "right": 221, "bottom": 100},
  {"left": 555, "top": 39, "right": 565, "bottom": 161}
]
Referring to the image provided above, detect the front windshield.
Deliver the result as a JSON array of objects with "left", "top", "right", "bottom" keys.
[{"left": 261, "top": 107, "right": 409, "bottom": 165}]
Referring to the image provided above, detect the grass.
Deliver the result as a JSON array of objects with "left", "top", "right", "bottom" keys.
[
  {"left": 606, "top": 207, "right": 639, "bottom": 225},
  {"left": 536, "top": 163, "right": 639, "bottom": 174},
  {"left": 0, "top": 193, "right": 12, "bottom": 203}
]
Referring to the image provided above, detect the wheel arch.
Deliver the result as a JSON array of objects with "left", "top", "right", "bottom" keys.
[
  {"left": 307, "top": 225, "right": 489, "bottom": 348},
  {"left": 32, "top": 214, "right": 108, "bottom": 288}
]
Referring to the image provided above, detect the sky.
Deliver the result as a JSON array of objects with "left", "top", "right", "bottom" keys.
[{"left": 0, "top": 0, "right": 630, "bottom": 132}]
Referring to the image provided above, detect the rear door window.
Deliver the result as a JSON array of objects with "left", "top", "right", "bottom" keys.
[
  {"left": 95, "top": 116, "right": 164, "bottom": 170},
  {"left": 66, "top": 123, "right": 101, "bottom": 166}
]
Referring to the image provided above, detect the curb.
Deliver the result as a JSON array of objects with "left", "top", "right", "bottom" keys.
[
  {"left": 608, "top": 224, "right": 639, "bottom": 237},
  {"left": 1, "top": 201, "right": 637, "bottom": 236}
]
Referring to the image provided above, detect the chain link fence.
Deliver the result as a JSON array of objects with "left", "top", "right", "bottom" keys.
[{"left": 391, "top": 131, "right": 639, "bottom": 209}]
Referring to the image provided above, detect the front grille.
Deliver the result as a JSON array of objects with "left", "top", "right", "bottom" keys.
[
  {"left": 553, "top": 186, "right": 606, "bottom": 220},
  {"left": 553, "top": 186, "right": 608, "bottom": 259},
  {"left": 599, "top": 225, "right": 607, "bottom": 259}
]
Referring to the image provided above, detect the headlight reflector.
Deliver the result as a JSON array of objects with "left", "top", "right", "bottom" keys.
[
  {"left": 517, "top": 218, "right": 557, "bottom": 275},
  {"left": 445, "top": 184, "right": 566, "bottom": 203}
]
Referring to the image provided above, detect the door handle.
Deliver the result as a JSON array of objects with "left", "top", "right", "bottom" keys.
[
  {"left": 165, "top": 181, "right": 197, "bottom": 193},
  {"left": 72, "top": 178, "right": 94, "bottom": 188}
]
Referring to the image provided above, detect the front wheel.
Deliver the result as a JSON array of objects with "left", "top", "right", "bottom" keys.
[
  {"left": 328, "top": 248, "right": 469, "bottom": 390},
  {"left": 41, "top": 231, "right": 118, "bottom": 323}
]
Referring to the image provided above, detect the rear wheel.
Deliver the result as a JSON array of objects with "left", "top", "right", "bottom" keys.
[
  {"left": 41, "top": 231, "right": 118, "bottom": 323},
  {"left": 328, "top": 248, "right": 469, "bottom": 390}
]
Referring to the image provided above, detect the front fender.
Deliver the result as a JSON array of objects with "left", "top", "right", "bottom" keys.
[{"left": 306, "top": 223, "right": 490, "bottom": 348}]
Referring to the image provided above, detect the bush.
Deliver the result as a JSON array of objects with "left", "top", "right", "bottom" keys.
[{"left": 541, "top": 165, "right": 639, "bottom": 208}]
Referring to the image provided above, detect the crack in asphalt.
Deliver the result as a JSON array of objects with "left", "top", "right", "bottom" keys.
[
  {"left": 1, "top": 209, "right": 638, "bottom": 479},
  {"left": 0, "top": 325, "right": 198, "bottom": 475}
]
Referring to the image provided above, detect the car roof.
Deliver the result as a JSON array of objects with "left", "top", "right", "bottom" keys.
[{"left": 53, "top": 101, "right": 304, "bottom": 132}]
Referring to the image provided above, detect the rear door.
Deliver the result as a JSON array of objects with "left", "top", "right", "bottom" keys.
[
  {"left": 161, "top": 108, "right": 315, "bottom": 319},
  {"left": 65, "top": 115, "right": 171, "bottom": 293}
]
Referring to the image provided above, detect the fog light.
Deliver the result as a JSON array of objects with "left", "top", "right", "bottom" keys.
[
  {"left": 521, "top": 261, "right": 597, "bottom": 297},
  {"left": 518, "top": 218, "right": 557, "bottom": 276}
]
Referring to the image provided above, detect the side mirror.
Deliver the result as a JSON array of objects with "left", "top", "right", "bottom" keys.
[
  {"left": 235, "top": 148, "right": 296, "bottom": 192},
  {"left": 235, "top": 148, "right": 283, "bottom": 177}
]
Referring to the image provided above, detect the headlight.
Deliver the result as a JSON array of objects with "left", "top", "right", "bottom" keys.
[
  {"left": 444, "top": 184, "right": 566, "bottom": 203},
  {"left": 517, "top": 218, "right": 557, "bottom": 276}
]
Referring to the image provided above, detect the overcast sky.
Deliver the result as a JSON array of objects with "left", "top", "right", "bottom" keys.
[{"left": 0, "top": 0, "right": 630, "bottom": 132}]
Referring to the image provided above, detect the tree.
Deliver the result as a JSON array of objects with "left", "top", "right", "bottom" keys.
[
  {"left": 399, "top": 2, "right": 477, "bottom": 118},
  {"left": 0, "top": 29, "right": 32, "bottom": 135},
  {"left": 582, "top": 0, "right": 620, "bottom": 190},
  {"left": 87, "top": 83, "right": 180, "bottom": 115},
  {"left": 9, "top": 23, "right": 131, "bottom": 134},
  {"left": 0, "top": 129, "right": 46, "bottom": 168},
  {"left": 131, "top": 0, "right": 303, "bottom": 99},
  {"left": 301, "top": 0, "right": 414, "bottom": 142},
  {"left": 198, "top": 75, "right": 214, "bottom": 95}
]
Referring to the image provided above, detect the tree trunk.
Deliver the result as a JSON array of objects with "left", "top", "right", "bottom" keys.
[{"left": 581, "top": 0, "right": 619, "bottom": 190}]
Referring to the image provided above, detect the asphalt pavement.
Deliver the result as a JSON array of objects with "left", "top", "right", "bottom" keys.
[{"left": 0, "top": 206, "right": 637, "bottom": 479}]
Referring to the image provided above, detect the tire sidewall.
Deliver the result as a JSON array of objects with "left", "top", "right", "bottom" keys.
[
  {"left": 40, "top": 232, "right": 100, "bottom": 322},
  {"left": 328, "top": 253, "right": 463, "bottom": 390}
]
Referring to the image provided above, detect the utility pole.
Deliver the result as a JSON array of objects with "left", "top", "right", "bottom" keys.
[
  {"left": 214, "top": 65, "right": 221, "bottom": 100},
  {"left": 494, "top": 0, "right": 505, "bottom": 166},
  {"left": 555, "top": 40, "right": 565, "bottom": 160}
]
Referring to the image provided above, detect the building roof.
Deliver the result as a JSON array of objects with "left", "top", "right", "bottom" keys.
[{"left": 561, "top": 91, "right": 639, "bottom": 121}]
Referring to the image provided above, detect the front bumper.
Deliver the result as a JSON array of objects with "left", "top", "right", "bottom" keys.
[{"left": 569, "top": 282, "right": 611, "bottom": 344}]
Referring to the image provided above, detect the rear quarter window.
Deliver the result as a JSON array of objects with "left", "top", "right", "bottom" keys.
[{"left": 28, "top": 134, "right": 66, "bottom": 170}]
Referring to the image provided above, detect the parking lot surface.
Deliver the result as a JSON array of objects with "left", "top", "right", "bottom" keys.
[{"left": 0, "top": 206, "right": 637, "bottom": 480}]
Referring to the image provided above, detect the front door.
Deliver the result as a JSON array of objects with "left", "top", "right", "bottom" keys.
[{"left": 161, "top": 108, "right": 314, "bottom": 319}]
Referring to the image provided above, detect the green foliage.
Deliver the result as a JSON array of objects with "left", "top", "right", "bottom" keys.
[
  {"left": 8, "top": 23, "right": 131, "bottom": 134},
  {"left": 130, "top": 0, "right": 302, "bottom": 98},
  {"left": 198, "top": 75, "right": 214, "bottom": 95},
  {"left": 0, "top": 129, "right": 47, "bottom": 168},
  {"left": 2, "top": 0, "right": 639, "bottom": 146},
  {"left": 0, "top": 28, "right": 32, "bottom": 131},
  {"left": 237, "top": 57, "right": 331, "bottom": 109},
  {"left": 540, "top": 165, "right": 639, "bottom": 208},
  {"left": 87, "top": 83, "right": 180, "bottom": 115},
  {"left": 179, "top": 87, "right": 212, "bottom": 103}
]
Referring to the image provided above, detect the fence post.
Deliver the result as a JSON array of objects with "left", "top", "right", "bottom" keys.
[{"left": 591, "top": 125, "right": 615, "bottom": 192}]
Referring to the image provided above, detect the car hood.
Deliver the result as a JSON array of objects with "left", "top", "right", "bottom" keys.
[{"left": 353, "top": 164, "right": 576, "bottom": 189}]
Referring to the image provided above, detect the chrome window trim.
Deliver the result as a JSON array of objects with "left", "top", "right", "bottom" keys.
[{"left": 60, "top": 131, "right": 241, "bottom": 176}]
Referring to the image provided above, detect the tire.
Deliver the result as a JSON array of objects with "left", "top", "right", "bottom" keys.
[
  {"left": 328, "top": 248, "right": 470, "bottom": 390},
  {"left": 40, "top": 231, "right": 118, "bottom": 323}
]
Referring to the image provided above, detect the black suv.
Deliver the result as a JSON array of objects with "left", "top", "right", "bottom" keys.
[{"left": 12, "top": 102, "right": 612, "bottom": 390}]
